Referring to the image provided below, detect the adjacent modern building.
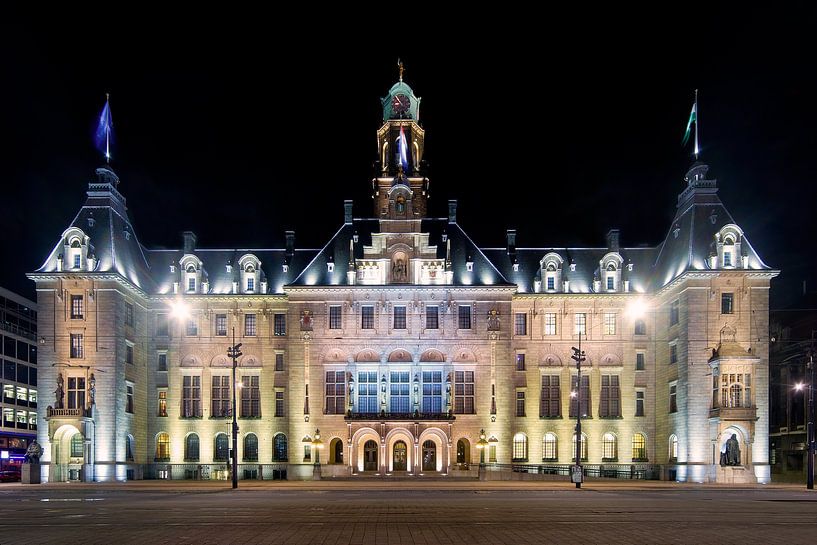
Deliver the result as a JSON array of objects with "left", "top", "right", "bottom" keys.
[
  {"left": 0, "top": 286, "right": 38, "bottom": 477},
  {"left": 29, "top": 74, "right": 777, "bottom": 483}
]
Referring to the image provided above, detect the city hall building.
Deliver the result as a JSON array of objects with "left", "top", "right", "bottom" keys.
[{"left": 29, "top": 75, "right": 777, "bottom": 483}]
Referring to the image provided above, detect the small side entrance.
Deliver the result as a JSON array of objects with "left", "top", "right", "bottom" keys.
[
  {"left": 393, "top": 441, "right": 407, "bottom": 471},
  {"left": 364, "top": 440, "right": 378, "bottom": 471}
]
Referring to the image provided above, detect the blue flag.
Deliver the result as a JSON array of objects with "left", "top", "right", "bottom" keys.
[{"left": 95, "top": 97, "right": 113, "bottom": 162}]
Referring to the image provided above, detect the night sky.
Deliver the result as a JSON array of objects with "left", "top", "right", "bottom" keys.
[{"left": 2, "top": 7, "right": 815, "bottom": 307}]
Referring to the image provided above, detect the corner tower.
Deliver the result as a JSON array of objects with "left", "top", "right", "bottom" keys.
[{"left": 372, "top": 64, "right": 430, "bottom": 218}]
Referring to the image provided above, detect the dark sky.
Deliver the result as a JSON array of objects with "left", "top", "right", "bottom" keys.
[{"left": 2, "top": 7, "right": 816, "bottom": 307}]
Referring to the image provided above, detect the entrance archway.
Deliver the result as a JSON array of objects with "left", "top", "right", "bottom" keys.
[
  {"left": 364, "top": 440, "right": 378, "bottom": 471},
  {"left": 393, "top": 441, "right": 408, "bottom": 471},
  {"left": 422, "top": 440, "right": 436, "bottom": 472},
  {"left": 52, "top": 424, "right": 83, "bottom": 482},
  {"left": 456, "top": 438, "right": 470, "bottom": 467}
]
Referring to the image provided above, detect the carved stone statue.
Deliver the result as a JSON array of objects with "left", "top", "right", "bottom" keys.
[
  {"left": 89, "top": 373, "right": 96, "bottom": 405},
  {"left": 487, "top": 309, "right": 501, "bottom": 331},
  {"left": 725, "top": 433, "right": 741, "bottom": 466},
  {"left": 54, "top": 373, "right": 65, "bottom": 409},
  {"left": 392, "top": 258, "right": 407, "bottom": 282},
  {"left": 24, "top": 440, "right": 42, "bottom": 464},
  {"left": 299, "top": 310, "right": 313, "bottom": 331}
]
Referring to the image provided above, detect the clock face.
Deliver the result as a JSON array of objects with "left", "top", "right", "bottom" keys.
[{"left": 391, "top": 93, "right": 410, "bottom": 114}]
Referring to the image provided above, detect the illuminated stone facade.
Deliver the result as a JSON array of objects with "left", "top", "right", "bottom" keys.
[{"left": 29, "top": 77, "right": 777, "bottom": 483}]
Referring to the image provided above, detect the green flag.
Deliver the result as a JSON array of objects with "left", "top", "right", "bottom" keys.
[{"left": 682, "top": 102, "right": 697, "bottom": 147}]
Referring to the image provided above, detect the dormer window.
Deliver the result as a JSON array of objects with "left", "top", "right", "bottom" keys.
[
  {"left": 70, "top": 239, "right": 82, "bottom": 270},
  {"left": 186, "top": 264, "right": 197, "bottom": 293},
  {"left": 541, "top": 253, "right": 563, "bottom": 293},
  {"left": 606, "top": 263, "right": 616, "bottom": 291},
  {"left": 600, "top": 253, "right": 623, "bottom": 293},
  {"left": 716, "top": 225, "right": 743, "bottom": 269},
  {"left": 73, "top": 254, "right": 81, "bottom": 269},
  {"left": 187, "top": 278, "right": 196, "bottom": 292},
  {"left": 238, "top": 254, "right": 262, "bottom": 294},
  {"left": 247, "top": 277, "right": 255, "bottom": 292}
]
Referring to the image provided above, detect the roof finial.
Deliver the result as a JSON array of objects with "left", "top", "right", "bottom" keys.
[{"left": 398, "top": 58, "right": 404, "bottom": 83}]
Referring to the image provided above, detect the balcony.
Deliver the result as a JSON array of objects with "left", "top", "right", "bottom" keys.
[
  {"left": 344, "top": 411, "right": 455, "bottom": 421},
  {"left": 709, "top": 406, "right": 758, "bottom": 421},
  {"left": 46, "top": 407, "right": 92, "bottom": 418}
]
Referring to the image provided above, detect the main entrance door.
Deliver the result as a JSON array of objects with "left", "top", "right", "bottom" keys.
[
  {"left": 422, "top": 440, "right": 436, "bottom": 472},
  {"left": 393, "top": 441, "right": 407, "bottom": 471},
  {"left": 364, "top": 440, "right": 378, "bottom": 471}
]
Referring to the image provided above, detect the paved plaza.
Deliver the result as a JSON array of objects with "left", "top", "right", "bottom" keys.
[{"left": 0, "top": 481, "right": 815, "bottom": 544}]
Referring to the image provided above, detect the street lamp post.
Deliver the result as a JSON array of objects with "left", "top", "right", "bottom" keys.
[
  {"left": 227, "top": 328, "right": 242, "bottom": 490},
  {"left": 571, "top": 333, "right": 586, "bottom": 489},
  {"left": 476, "top": 429, "right": 488, "bottom": 479},
  {"left": 312, "top": 429, "right": 324, "bottom": 480},
  {"left": 807, "top": 349, "right": 815, "bottom": 490}
]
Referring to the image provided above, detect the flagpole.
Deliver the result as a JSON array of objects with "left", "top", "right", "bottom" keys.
[
  {"left": 105, "top": 93, "right": 110, "bottom": 163},
  {"left": 694, "top": 89, "right": 699, "bottom": 160}
]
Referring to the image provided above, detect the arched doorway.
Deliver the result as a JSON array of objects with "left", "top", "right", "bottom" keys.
[
  {"left": 456, "top": 439, "right": 470, "bottom": 468},
  {"left": 364, "top": 440, "right": 378, "bottom": 471},
  {"left": 329, "top": 438, "right": 344, "bottom": 464},
  {"left": 393, "top": 441, "right": 408, "bottom": 471},
  {"left": 422, "top": 440, "right": 436, "bottom": 472},
  {"left": 52, "top": 424, "right": 84, "bottom": 482}
]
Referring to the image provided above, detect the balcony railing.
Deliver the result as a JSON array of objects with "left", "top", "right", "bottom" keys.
[
  {"left": 46, "top": 407, "right": 92, "bottom": 418},
  {"left": 709, "top": 406, "right": 758, "bottom": 420},
  {"left": 344, "top": 411, "right": 455, "bottom": 421}
]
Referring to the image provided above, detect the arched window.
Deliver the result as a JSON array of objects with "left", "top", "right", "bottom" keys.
[
  {"left": 572, "top": 433, "right": 588, "bottom": 462},
  {"left": 214, "top": 433, "right": 229, "bottom": 462},
  {"left": 456, "top": 439, "right": 467, "bottom": 465},
  {"left": 333, "top": 439, "right": 343, "bottom": 464},
  {"left": 185, "top": 433, "right": 200, "bottom": 461},
  {"left": 669, "top": 434, "right": 679, "bottom": 461},
  {"left": 632, "top": 433, "right": 647, "bottom": 461},
  {"left": 602, "top": 432, "right": 618, "bottom": 461},
  {"left": 155, "top": 432, "right": 169, "bottom": 461},
  {"left": 125, "top": 434, "right": 135, "bottom": 462},
  {"left": 70, "top": 433, "right": 84, "bottom": 458},
  {"left": 243, "top": 433, "right": 258, "bottom": 462},
  {"left": 512, "top": 433, "right": 528, "bottom": 461},
  {"left": 273, "top": 433, "right": 288, "bottom": 462},
  {"left": 720, "top": 373, "right": 751, "bottom": 408},
  {"left": 542, "top": 433, "right": 558, "bottom": 461}
]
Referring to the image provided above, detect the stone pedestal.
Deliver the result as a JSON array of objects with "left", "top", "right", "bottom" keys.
[
  {"left": 21, "top": 463, "right": 41, "bottom": 484},
  {"left": 716, "top": 465, "right": 756, "bottom": 484},
  {"left": 312, "top": 464, "right": 322, "bottom": 480}
]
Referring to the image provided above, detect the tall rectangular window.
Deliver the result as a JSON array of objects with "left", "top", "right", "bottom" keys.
[
  {"left": 246, "top": 277, "right": 254, "bottom": 292},
  {"left": 516, "top": 391, "right": 526, "bottom": 417},
  {"left": 361, "top": 306, "right": 374, "bottom": 329},
  {"left": 636, "top": 351, "right": 645, "bottom": 370},
  {"left": 389, "top": 371, "right": 410, "bottom": 413},
  {"left": 544, "top": 313, "right": 557, "bottom": 335},
  {"left": 156, "top": 314, "right": 168, "bottom": 336},
  {"left": 458, "top": 306, "right": 472, "bottom": 329},
  {"left": 158, "top": 353, "right": 167, "bottom": 371},
  {"left": 454, "top": 371, "right": 475, "bottom": 414},
  {"left": 241, "top": 375, "right": 260, "bottom": 417},
  {"left": 274, "top": 314, "right": 286, "bottom": 336},
  {"left": 275, "top": 390, "right": 285, "bottom": 417},
  {"left": 569, "top": 375, "right": 590, "bottom": 417},
  {"left": 603, "top": 313, "right": 616, "bottom": 335},
  {"left": 721, "top": 293, "right": 734, "bottom": 314},
  {"left": 182, "top": 375, "right": 201, "bottom": 417},
  {"left": 422, "top": 371, "right": 443, "bottom": 413},
  {"left": 546, "top": 276, "right": 555, "bottom": 290},
  {"left": 634, "top": 319, "right": 646, "bottom": 335},
  {"left": 393, "top": 306, "right": 406, "bottom": 329},
  {"left": 329, "top": 305, "right": 342, "bottom": 329},
  {"left": 158, "top": 390, "right": 167, "bottom": 417},
  {"left": 125, "top": 302, "right": 134, "bottom": 327},
  {"left": 607, "top": 276, "right": 614, "bottom": 290},
  {"left": 635, "top": 390, "right": 645, "bottom": 417},
  {"left": 188, "top": 277, "right": 196, "bottom": 292},
  {"left": 126, "top": 384, "right": 134, "bottom": 414},
  {"left": 724, "top": 251, "right": 732, "bottom": 267},
  {"left": 670, "top": 342, "right": 678, "bottom": 364},
  {"left": 426, "top": 306, "right": 439, "bottom": 329},
  {"left": 71, "top": 295, "right": 84, "bottom": 319},
  {"left": 215, "top": 314, "right": 227, "bottom": 336},
  {"left": 186, "top": 318, "right": 197, "bottom": 336},
  {"left": 670, "top": 300, "right": 679, "bottom": 326},
  {"left": 516, "top": 353, "right": 526, "bottom": 371},
  {"left": 245, "top": 313, "right": 256, "bottom": 337},
  {"left": 73, "top": 254, "right": 81, "bottom": 269},
  {"left": 67, "top": 377, "right": 85, "bottom": 409},
  {"left": 669, "top": 383, "right": 678, "bottom": 413},
  {"left": 126, "top": 344, "right": 134, "bottom": 365},
  {"left": 70, "top": 333, "right": 83, "bottom": 358},
  {"left": 211, "top": 376, "right": 230, "bottom": 417},
  {"left": 540, "top": 375, "right": 561, "bottom": 417},
  {"left": 574, "top": 313, "right": 586, "bottom": 336},
  {"left": 357, "top": 372, "right": 378, "bottom": 413},
  {"left": 275, "top": 353, "right": 285, "bottom": 371},
  {"left": 514, "top": 313, "right": 527, "bottom": 336},
  {"left": 325, "top": 371, "right": 346, "bottom": 415},
  {"left": 599, "top": 375, "right": 621, "bottom": 417}
]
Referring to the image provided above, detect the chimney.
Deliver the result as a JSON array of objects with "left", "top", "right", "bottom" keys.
[
  {"left": 506, "top": 229, "right": 517, "bottom": 252},
  {"left": 344, "top": 200, "right": 353, "bottom": 225},
  {"left": 606, "top": 229, "right": 620, "bottom": 252},
  {"left": 285, "top": 231, "right": 295, "bottom": 263},
  {"left": 448, "top": 200, "right": 457, "bottom": 223},
  {"left": 182, "top": 231, "right": 197, "bottom": 254}
]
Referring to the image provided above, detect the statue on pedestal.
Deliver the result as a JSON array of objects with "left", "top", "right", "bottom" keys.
[
  {"left": 720, "top": 433, "right": 741, "bottom": 466},
  {"left": 54, "top": 373, "right": 65, "bottom": 409},
  {"left": 24, "top": 440, "right": 42, "bottom": 464}
]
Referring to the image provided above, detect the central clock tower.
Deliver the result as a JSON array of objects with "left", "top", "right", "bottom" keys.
[{"left": 372, "top": 73, "right": 430, "bottom": 218}]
